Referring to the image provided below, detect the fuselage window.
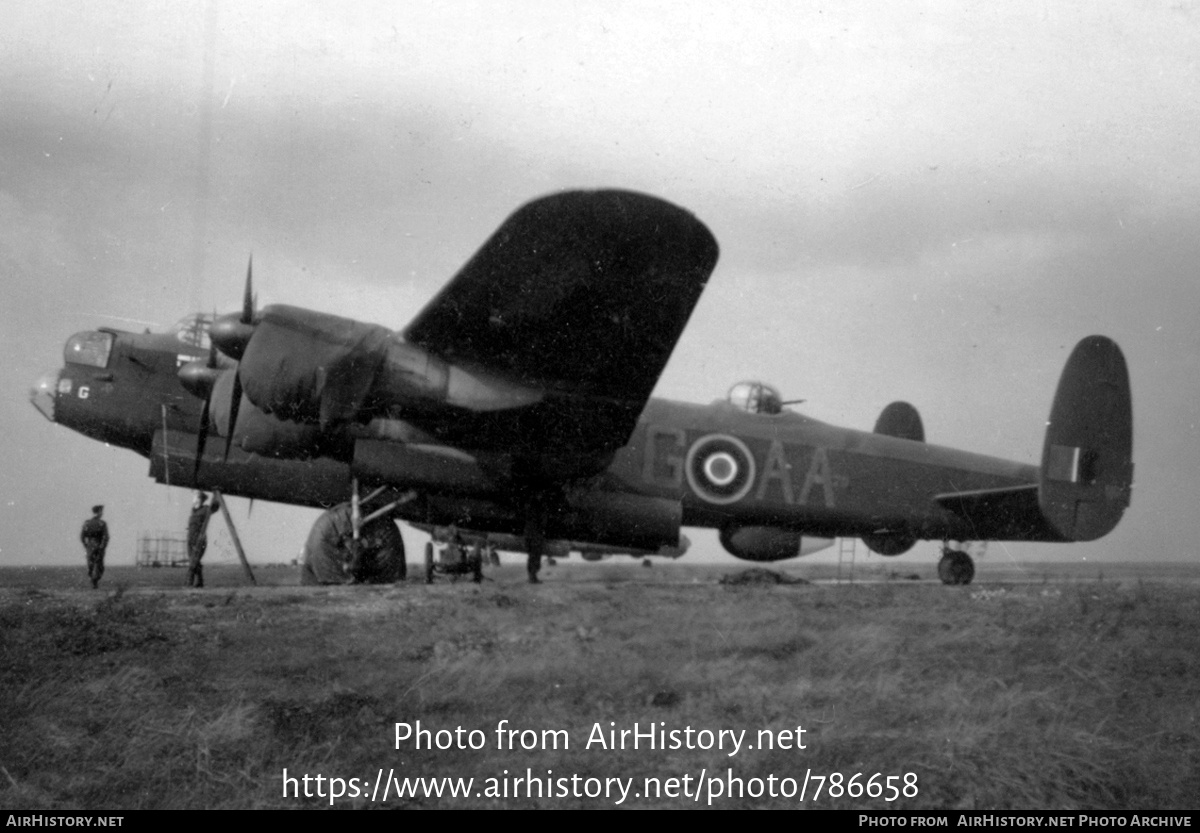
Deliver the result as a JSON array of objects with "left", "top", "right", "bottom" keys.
[{"left": 64, "top": 332, "right": 115, "bottom": 368}]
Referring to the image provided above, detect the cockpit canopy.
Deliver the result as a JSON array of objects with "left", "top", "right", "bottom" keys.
[
  {"left": 728, "top": 380, "right": 783, "bottom": 415},
  {"left": 171, "top": 313, "right": 214, "bottom": 350},
  {"left": 64, "top": 331, "right": 114, "bottom": 368}
]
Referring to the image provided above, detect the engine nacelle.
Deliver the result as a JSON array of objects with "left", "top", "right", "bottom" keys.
[
  {"left": 235, "top": 305, "right": 542, "bottom": 430},
  {"left": 236, "top": 306, "right": 393, "bottom": 427},
  {"left": 719, "top": 525, "right": 806, "bottom": 562},
  {"left": 861, "top": 532, "right": 917, "bottom": 556},
  {"left": 351, "top": 439, "right": 496, "bottom": 496},
  {"left": 210, "top": 369, "right": 330, "bottom": 459}
]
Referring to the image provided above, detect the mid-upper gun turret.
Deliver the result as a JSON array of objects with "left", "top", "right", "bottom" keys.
[{"left": 726, "top": 381, "right": 808, "bottom": 416}]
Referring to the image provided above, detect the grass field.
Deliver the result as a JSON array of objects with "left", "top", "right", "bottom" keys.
[{"left": 1, "top": 561, "right": 1197, "bottom": 810}]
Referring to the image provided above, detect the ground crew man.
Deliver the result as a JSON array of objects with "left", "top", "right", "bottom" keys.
[
  {"left": 524, "top": 517, "right": 544, "bottom": 584},
  {"left": 187, "top": 492, "right": 219, "bottom": 588},
  {"left": 446, "top": 529, "right": 464, "bottom": 564},
  {"left": 80, "top": 505, "right": 109, "bottom": 589}
]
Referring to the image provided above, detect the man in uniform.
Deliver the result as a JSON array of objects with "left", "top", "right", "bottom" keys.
[
  {"left": 80, "top": 505, "right": 109, "bottom": 589},
  {"left": 446, "top": 528, "right": 464, "bottom": 565},
  {"left": 186, "top": 492, "right": 219, "bottom": 588}
]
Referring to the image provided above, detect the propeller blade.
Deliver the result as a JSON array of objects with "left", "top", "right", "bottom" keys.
[
  {"left": 224, "top": 370, "right": 242, "bottom": 461},
  {"left": 194, "top": 393, "right": 211, "bottom": 481},
  {"left": 242, "top": 257, "right": 254, "bottom": 324},
  {"left": 210, "top": 257, "right": 258, "bottom": 360},
  {"left": 183, "top": 337, "right": 222, "bottom": 480},
  {"left": 213, "top": 255, "right": 255, "bottom": 463}
]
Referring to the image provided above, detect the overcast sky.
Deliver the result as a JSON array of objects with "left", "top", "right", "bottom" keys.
[{"left": 2, "top": 1, "right": 1197, "bottom": 571}]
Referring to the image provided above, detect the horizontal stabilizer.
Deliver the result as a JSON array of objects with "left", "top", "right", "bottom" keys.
[
  {"left": 1038, "top": 336, "right": 1133, "bottom": 541},
  {"left": 933, "top": 484, "right": 1057, "bottom": 541}
]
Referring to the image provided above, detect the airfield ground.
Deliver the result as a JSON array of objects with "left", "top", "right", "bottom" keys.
[{"left": 1, "top": 560, "right": 1197, "bottom": 810}]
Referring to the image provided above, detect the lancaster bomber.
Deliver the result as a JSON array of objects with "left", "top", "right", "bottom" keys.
[{"left": 30, "top": 190, "right": 1133, "bottom": 585}]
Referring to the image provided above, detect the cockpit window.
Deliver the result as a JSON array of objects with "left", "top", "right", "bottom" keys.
[
  {"left": 172, "top": 313, "right": 214, "bottom": 350},
  {"left": 728, "top": 381, "right": 784, "bottom": 415},
  {"left": 64, "top": 332, "right": 115, "bottom": 368}
]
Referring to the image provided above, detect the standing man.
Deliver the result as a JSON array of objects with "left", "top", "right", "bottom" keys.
[
  {"left": 80, "top": 505, "right": 109, "bottom": 589},
  {"left": 187, "top": 492, "right": 219, "bottom": 588}
]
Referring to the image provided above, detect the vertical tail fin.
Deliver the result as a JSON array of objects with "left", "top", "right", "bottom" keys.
[
  {"left": 1038, "top": 336, "right": 1133, "bottom": 541},
  {"left": 873, "top": 401, "right": 925, "bottom": 442}
]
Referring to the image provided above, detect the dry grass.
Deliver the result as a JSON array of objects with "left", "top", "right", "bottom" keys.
[{"left": 1, "top": 563, "right": 1197, "bottom": 809}]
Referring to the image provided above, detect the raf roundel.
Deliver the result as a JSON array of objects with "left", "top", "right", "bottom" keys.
[{"left": 685, "top": 434, "right": 756, "bottom": 505}]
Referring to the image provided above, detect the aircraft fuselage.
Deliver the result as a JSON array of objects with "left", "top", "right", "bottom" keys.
[
  {"left": 30, "top": 192, "right": 1131, "bottom": 581},
  {"left": 33, "top": 323, "right": 1045, "bottom": 554},
  {"left": 614, "top": 399, "right": 1038, "bottom": 542}
]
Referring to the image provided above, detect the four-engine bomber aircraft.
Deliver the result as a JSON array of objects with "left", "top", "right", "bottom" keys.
[{"left": 30, "top": 190, "right": 1133, "bottom": 585}]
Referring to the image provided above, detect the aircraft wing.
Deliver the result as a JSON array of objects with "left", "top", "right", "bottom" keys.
[
  {"left": 225, "top": 190, "right": 719, "bottom": 481},
  {"left": 403, "top": 190, "right": 719, "bottom": 405}
]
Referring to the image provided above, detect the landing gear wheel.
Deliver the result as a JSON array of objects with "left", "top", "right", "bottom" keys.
[
  {"left": 547, "top": 557, "right": 557, "bottom": 567},
  {"left": 938, "top": 549, "right": 975, "bottom": 586},
  {"left": 424, "top": 542, "right": 435, "bottom": 584},
  {"left": 301, "top": 504, "right": 406, "bottom": 585},
  {"left": 642, "top": 557, "right": 652, "bottom": 568}
]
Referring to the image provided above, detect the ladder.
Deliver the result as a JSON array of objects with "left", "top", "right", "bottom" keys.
[{"left": 836, "top": 537, "right": 857, "bottom": 583}]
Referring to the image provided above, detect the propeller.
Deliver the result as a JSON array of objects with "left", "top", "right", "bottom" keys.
[
  {"left": 177, "top": 339, "right": 222, "bottom": 480},
  {"left": 226, "top": 368, "right": 242, "bottom": 461},
  {"left": 194, "top": 344, "right": 218, "bottom": 478},
  {"left": 209, "top": 257, "right": 258, "bottom": 460}
]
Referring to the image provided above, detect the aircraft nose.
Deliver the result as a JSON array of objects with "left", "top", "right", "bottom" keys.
[{"left": 30, "top": 369, "right": 60, "bottom": 422}]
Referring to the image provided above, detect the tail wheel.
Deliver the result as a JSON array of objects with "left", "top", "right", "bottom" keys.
[{"left": 938, "top": 549, "right": 975, "bottom": 586}]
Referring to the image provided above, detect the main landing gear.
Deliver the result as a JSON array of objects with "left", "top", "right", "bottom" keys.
[
  {"left": 300, "top": 481, "right": 416, "bottom": 585},
  {"left": 937, "top": 544, "right": 976, "bottom": 586}
]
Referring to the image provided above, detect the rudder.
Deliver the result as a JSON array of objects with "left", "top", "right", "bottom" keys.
[{"left": 1039, "top": 336, "right": 1133, "bottom": 541}]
